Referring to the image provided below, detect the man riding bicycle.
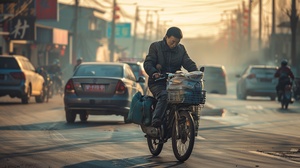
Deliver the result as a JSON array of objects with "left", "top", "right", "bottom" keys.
[{"left": 143, "top": 27, "right": 198, "bottom": 127}]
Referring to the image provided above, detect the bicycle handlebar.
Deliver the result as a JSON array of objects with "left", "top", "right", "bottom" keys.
[{"left": 154, "top": 74, "right": 166, "bottom": 82}]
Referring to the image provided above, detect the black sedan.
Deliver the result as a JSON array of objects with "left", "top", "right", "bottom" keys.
[{"left": 64, "top": 62, "right": 145, "bottom": 123}]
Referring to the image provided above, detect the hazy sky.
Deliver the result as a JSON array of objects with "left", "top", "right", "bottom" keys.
[{"left": 59, "top": 0, "right": 245, "bottom": 38}]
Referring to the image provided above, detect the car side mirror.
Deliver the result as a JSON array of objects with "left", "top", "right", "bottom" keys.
[
  {"left": 199, "top": 67, "right": 205, "bottom": 72},
  {"left": 137, "top": 76, "right": 145, "bottom": 83}
]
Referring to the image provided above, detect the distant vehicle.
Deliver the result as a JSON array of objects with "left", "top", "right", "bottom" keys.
[
  {"left": 201, "top": 64, "right": 227, "bottom": 94},
  {"left": 0, "top": 55, "right": 45, "bottom": 104},
  {"left": 120, "top": 61, "right": 151, "bottom": 95},
  {"left": 64, "top": 62, "right": 145, "bottom": 123},
  {"left": 236, "top": 65, "right": 278, "bottom": 100},
  {"left": 293, "top": 77, "right": 300, "bottom": 100},
  {"left": 37, "top": 66, "right": 54, "bottom": 102}
]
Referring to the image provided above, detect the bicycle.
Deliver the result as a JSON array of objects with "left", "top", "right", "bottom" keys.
[{"left": 140, "top": 67, "right": 206, "bottom": 162}]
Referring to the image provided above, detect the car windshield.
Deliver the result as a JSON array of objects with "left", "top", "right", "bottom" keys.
[
  {"left": 0, "top": 57, "right": 20, "bottom": 69},
  {"left": 251, "top": 68, "right": 276, "bottom": 74},
  {"left": 75, "top": 65, "right": 123, "bottom": 77},
  {"left": 205, "top": 67, "right": 223, "bottom": 74}
]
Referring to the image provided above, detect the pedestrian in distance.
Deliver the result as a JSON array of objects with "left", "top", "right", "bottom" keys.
[{"left": 74, "top": 57, "right": 83, "bottom": 72}]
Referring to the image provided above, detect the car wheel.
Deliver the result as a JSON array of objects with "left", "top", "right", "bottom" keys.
[
  {"left": 21, "top": 87, "right": 30, "bottom": 104},
  {"left": 236, "top": 85, "right": 242, "bottom": 99},
  {"left": 66, "top": 109, "right": 76, "bottom": 123},
  {"left": 79, "top": 111, "right": 88, "bottom": 122},
  {"left": 35, "top": 86, "right": 45, "bottom": 103},
  {"left": 236, "top": 85, "right": 246, "bottom": 100},
  {"left": 124, "top": 113, "right": 129, "bottom": 124},
  {"left": 240, "top": 91, "right": 247, "bottom": 100},
  {"left": 48, "top": 85, "right": 54, "bottom": 98}
]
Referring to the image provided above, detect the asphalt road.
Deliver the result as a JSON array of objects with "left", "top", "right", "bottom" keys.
[{"left": 0, "top": 88, "right": 299, "bottom": 168}]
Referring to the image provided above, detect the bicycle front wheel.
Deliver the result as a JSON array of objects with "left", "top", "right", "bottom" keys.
[
  {"left": 172, "top": 110, "right": 195, "bottom": 162},
  {"left": 147, "top": 136, "right": 163, "bottom": 156}
]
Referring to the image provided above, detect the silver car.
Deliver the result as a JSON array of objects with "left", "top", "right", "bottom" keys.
[
  {"left": 64, "top": 62, "right": 145, "bottom": 123},
  {"left": 0, "top": 55, "right": 45, "bottom": 104},
  {"left": 201, "top": 65, "right": 227, "bottom": 95},
  {"left": 236, "top": 65, "right": 278, "bottom": 100}
]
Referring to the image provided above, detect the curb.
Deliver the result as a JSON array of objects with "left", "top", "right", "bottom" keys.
[{"left": 201, "top": 102, "right": 226, "bottom": 117}]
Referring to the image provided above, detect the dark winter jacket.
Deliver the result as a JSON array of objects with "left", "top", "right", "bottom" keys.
[
  {"left": 274, "top": 66, "right": 295, "bottom": 82},
  {"left": 143, "top": 38, "right": 198, "bottom": 88}
]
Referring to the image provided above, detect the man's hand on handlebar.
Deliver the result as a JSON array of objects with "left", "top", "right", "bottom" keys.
[
  {"left": 152, "top": 72, "right": 165, "bottom": 82},
  {"left": 152, "top": 72, "right": 161, "bottom": 79}
]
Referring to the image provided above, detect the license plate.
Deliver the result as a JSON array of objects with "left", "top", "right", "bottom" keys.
[
  {"left": 84, "top": 84, "right": 105, "bottom": 92},
  {"left": 260, "top": 78, "right": 271, "bottom": 82}
]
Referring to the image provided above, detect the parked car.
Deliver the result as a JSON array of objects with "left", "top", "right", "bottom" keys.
[
  {"left": 64, "top": 62, "right": 145, "bottom": 123},
  {"left": 236, "top": 65, "right": 278, "bottom": 100},
  {"left": 201, "top": 64, "right": 227, "bottom": 94},
  {"left": 120, "top": 61, "right": 151, "bottom": 95},
  {"left": 0, "top": 55, "right": 45, "bottom": 104}
]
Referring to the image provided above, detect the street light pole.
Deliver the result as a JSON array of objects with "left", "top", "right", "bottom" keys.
[
  {"left": 248, "top": 0, "right": 252, "bottom": 52},
  {"left": 109, "top": 0, "right": 117, "bottom": 62},
  {"left": 73, "top": 0, "right": 79, "bottom": 64},
  {"left": 131, "top": 5, "right": 138, "bottom": 58},
  {"left": 141, "top": 10, "right": 150, "bottom": 57}
]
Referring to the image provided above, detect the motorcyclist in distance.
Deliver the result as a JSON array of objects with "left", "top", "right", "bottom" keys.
[
  {"left": 274, "top": 59, "right": 295, "bottom": 102},
  {"left": 48, "top": 59, "right": 63, "bottom": 91},
  {"left": 143, "top": 26, "right": 198, "bottom": 127}
]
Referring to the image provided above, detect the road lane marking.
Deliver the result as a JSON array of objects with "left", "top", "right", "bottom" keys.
[
  {"left": 196, "top": 136, "right": 206, "bottom": 140},
  {"left": 249, "top": 150, "right": 300, "bottom": 165}
]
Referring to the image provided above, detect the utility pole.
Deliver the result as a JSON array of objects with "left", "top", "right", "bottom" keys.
[
  {"left": 156, "top": 11, "right": 160, "bottom": 40},
  {"left": 271, "top": 0, "right": 275, "bottom": 34},
  {"left": 258, "top": 0, "right": 262, "bottom": 51},
  {"left": 73, "top": 0, "right": 79, "bottom": 64},
  {"left": 131, "top": 6, "right": 138, "bottom": 58},
  {"left": 248, "top": 0, "right": 252, "bottom": 52},
  {"left": 270, "top": 0, "right": 276, "bottom": 63},
  {"left": 148, "top": 14, "right": 153, "bottom": 42},
  {"left": 141, "top": 10, "right": 150, "bottom": 57},
  {"left": 290, "top": 0, "right": 298, "bottom": 69},
  {"left": 109, "top": 0, "right": 117, "bottom": 62}
]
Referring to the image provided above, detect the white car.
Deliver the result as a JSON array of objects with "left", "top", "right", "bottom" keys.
[
  {"left": 0, "top": 55, "right": 45, "bottom": 104},
  {"left": 236, "top": 65, "right": 278, "bottom": 100}
]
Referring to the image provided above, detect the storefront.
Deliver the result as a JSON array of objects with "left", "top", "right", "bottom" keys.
[{"left": 35, "top": 24, "right": 68, "bottom": 67}]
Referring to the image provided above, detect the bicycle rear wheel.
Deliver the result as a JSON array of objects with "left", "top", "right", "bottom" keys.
[{"left": 172, "top": 110, "right": 195, "bottom": 162}]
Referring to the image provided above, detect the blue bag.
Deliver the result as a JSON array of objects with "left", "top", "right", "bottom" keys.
[{"left": 127, "top": 92, "right": 156, "bottom": 126}]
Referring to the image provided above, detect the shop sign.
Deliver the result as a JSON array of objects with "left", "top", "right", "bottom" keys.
[
  {"left": 36, "top": 0, "right": 58, "bottom": 20},
  {"left": 107, "top": 22, "right": 131, "bottom": 38},
  {"left": 1, "top": 0, "right": 35, "bottom": 16},
  {"left": 9, "top": 16, "right": 35, "bottom": 41}
]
